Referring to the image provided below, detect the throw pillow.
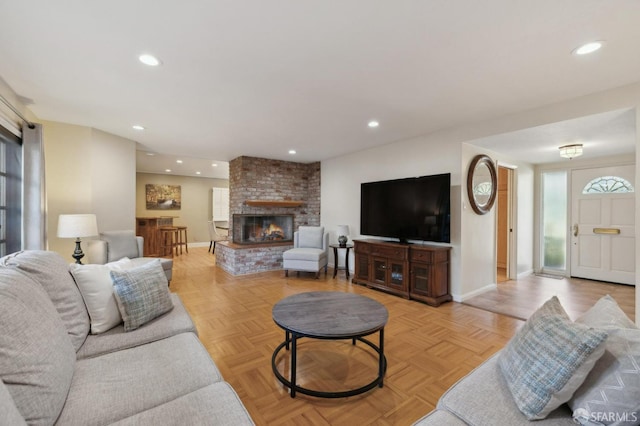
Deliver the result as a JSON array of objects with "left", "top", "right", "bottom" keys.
[
  {"left": 70, "top": 257, "right": 132, "bottom": 334},
  {"left": 298, "top": 226, "right": 324, "bottom": 249},
  {"left": 575, "top": 294, "right": 637, "bottom": 330},
  {"left": 110, "top": 259, "right": 173, "bottom": 332},
  {"left": 569, "top": 296, "right": 640, "bottom": 426},
  {"left": 498, "top": 296, "right": 608, "bottom": 420}
]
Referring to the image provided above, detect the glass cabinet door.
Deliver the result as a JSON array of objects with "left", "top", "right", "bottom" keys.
[
  {"left": 412, "top": 264, "right": 430, "bottom": 295},
  {"left": 389, "top": 261, "right": 404, "bottom": 287},
  {"left": 373, "top": 258, "right": 387, "bottom": 284}
]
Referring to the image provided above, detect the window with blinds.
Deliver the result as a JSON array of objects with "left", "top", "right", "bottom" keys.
[{"left": 0, "top": 125, "right": 22, "bottom": 256}]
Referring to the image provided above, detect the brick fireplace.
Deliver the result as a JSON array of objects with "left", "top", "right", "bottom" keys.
[
  {"left": 216, "top": 156, "right": 320, "bottom": 275},
  {"left": 232, "top": 214, "right": 294, "bottom": 244}
]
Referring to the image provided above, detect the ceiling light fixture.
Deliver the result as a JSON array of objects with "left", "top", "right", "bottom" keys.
[
  {"left": 132, "top": 125, "right": 145, "bottom": 130},
  {"left": 572, "top": 41, "right": 603, "bottom": 55},
  {"left": 368, "top": 120, "right": 379, "bottom": 128},
  {"left": 145, "top": 152, "right": 155, "bottom": 156},
  {"left": 139, "top": 54, "right": 161, "bottom": 66},
  {"left": 289, "top": 150, "right": 296, "bottom": 155},
  {"left": 559, "top": 144, "right": 583, "bottom": 160},
  {"left": 176, "top": 160, "right": 183, "bottom": 164},
  {"left": 165, "top": 169, "right": 172, "bottom": 172},
  {"left": 211, "top": 163, "right": 218, "bottom": 167},
  {"left": 196, "top": 171, "right": 201, "bottom": 175}
]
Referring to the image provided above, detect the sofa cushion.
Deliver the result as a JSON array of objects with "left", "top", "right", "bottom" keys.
[
  {"left": 110, "top": 259, "right": 173, "bottom": 332},
  {"left": 0, "top": 379, "right": 27, "bottom": 426},
  {"left": 57, "top": 333, "right": 223, "bottom": 425},
  {"left": 282, "top": 247, "right": 327, "bottom": 261},
  {"left": 70, "top": 257, "right": 132, "bottom": 334},
  {"left": 101, "top": 230, "right": 140, "bottom": 261},
  {"left": 437, "top": 353, "right": 575, "bottom": 426},
  {"left": 76, "top": 293, "right": 196, "bottom": 359},
  {"left": 569, "top": 296, "right": 640, "bottom": 426},
  {"left": 498, "top": 296, "right": 608, "bottom": 420},
  {"left": 297, "top": 226, "right": 324, "bottom": 249},
  {"left": 0, "top": 250, "right": 90, "bottom": 351},
  {"left": 0, "top": 268, "right": 76, "bottom": 426},
  {"left": 109, "top": 382, "right": 254, "bottom": 426}
]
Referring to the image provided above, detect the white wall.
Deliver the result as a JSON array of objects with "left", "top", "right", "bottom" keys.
[
  {"left": 321, "top": 132, "right": 463, "bottom": 296},
  {"left": 43, "top": 121, "right": 137, "bottom": 261},
  {"left": 322, "top": 80, "right": 640, "bottom": 321}
]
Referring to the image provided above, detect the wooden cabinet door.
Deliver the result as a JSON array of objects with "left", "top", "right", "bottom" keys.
[
  {"left": 354, "top": 252, "right": 370, "bottom": 281},
  {"left": 411, "top": 262, "right": 431, "bottom": 297}
]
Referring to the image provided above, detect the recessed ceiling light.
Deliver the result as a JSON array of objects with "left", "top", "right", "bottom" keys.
[
  {"left": 139, "top": 54, "right": 161, "bottom": 66},
  {"left": 132, "top": 125, "right": 145, "bottom": 130},
  {"left": 368, "top": 120, "right": 379, "bottom": 128},
  {"left": 573, "top": 41, "right": 604, "bottom": 55},
  {"left": 165, "top": 169, "right": 171, "bottom": 173},
  {"left": 145, "top": 152, "right": 155, "bottom": 156},
  {"left": 176, "top": 160, "right": 183, "bottom": 164},
  {"left": 289, "top": 150, "right": 296, "bottom": 155},
  {"left": 211, "top": 163, "right": 218, "bottom": 167},
  {"left": 196, "top": 171, "right": 201, "bottom": 175}
]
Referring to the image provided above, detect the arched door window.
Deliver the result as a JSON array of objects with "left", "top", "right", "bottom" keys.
[{"left": 582, "top": 176, "right": 634, "bottom": 194}]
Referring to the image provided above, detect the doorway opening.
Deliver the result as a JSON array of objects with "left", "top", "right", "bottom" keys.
[{"left": 496, "top": 165, "right": 515, "bottom": 283}]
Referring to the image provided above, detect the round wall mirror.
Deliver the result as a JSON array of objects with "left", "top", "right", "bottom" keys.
[{"left": 467, "top": 154, "right": 497, "bottom": 215}]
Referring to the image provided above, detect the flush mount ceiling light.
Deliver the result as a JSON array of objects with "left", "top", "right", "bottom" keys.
[
  {"left": 288, "top": 150, "right": 296, "bottom": 155},
  {"left": 145, "top": 152, "right": 155, "bottom": 156},
  {"left": 176, "top": 159, "right": 183, "bottom": 164},
  {"left": 132, "top": 125, "right": 145, "bottom": 130},
  {"left": 138, "top": 54, "right": 161, "bottom": 66},
  {"left": 559, "top": 144, "right": 583, "bottom": 159},
  {"left": 165, "top": 169, "right": 172, "bottom": 173},
  {"left": 196, "top": 171, "right": 201, "bottom": 175},
  {"left": 368, "top": 120, "right": 379, "bottom": 128},
  {"left": 211, "top": 163, "right": 218, "bottom": 167},
  {"left": 572, "top": 41, "right": 604, "bottom": 55}
]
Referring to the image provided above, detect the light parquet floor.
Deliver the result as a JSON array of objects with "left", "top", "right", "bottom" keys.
[
  {"left": 170, "top": 248, "right": 523, "bottom": 425},
  {"left": 464, "top": 273, "right": 635, "bottom": 322}
]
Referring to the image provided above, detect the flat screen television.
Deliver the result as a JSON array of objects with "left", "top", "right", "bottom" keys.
[{"left": 360, "top": 173, "right": 450, "bottom": 244}]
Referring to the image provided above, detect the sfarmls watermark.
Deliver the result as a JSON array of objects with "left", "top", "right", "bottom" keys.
[{"left": 573, "top": 408, "right": 638, "bottom": 424}]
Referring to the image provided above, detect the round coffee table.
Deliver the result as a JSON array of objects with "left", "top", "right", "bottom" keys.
[{"left": 271, "top": 291, "right": 388, "bottom": 398}]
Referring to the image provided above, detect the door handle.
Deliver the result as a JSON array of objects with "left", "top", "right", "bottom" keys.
[{"left": 573, "top": 224, "right": 579, "bottom": 237}]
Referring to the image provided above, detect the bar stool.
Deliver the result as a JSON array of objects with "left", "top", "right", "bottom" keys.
[
  {"left": 158, "top": 226, "right": 178, "bottom": 258},
  {"left": 175, "top": 226, "right": 189, "bottom": 255}
]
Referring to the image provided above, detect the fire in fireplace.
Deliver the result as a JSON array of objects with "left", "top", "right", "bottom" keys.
[{"left": 232, "top": 214, "right": 294, "bottom": 244}]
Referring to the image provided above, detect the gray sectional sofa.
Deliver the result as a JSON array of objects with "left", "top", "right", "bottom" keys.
[{"left": 0, "top": 250, "right": 254, "bottom": 426}]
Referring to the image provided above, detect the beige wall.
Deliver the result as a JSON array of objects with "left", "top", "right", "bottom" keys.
[
  {"left": 43, "top": 121, "right": 137, "bottom": 261},
  {"left": 136, "top": 173, "right": 229, "bottom": 244}
]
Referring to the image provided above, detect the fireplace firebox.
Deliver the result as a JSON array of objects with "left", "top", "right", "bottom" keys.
[{"left": 233, "top": 214, "right": 294, "bottom": 245}]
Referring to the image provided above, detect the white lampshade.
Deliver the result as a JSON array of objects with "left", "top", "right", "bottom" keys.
[
  {"left": 559, "top": 144, "right": 583, "bottom": 160},
  {"left": 336, "top": 225, "right": 350, "bottom": 237},
  {"left": 57, "top": 214, "right": 98, "bottom": 238}
]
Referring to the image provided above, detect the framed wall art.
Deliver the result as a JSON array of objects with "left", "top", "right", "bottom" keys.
[{"left": 146, "top": 184, "right": 182, "bottom": 210}]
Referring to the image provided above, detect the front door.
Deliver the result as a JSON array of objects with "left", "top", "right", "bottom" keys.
[{"left": 570, "top": 166, "right": 636, "bottom": 285}]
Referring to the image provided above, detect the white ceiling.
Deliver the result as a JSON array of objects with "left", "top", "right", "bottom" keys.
[{"left": 1, "top": 1, "right": 639, "bottom": 175}]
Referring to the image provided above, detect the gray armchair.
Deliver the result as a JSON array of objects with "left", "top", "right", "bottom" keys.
[
  {"left": 282, "top": 226, "right": 328, "bottom": 278},
  {"left": 86, "top": 230, "right": 173, "bottom": 282}
]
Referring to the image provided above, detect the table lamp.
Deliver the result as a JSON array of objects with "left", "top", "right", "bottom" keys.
[
  {"left": 57, "top": 214, "right": 98, "bottom": 264},
  {"left": 337, "top": 225, "right": 350, "bottom": 247}
]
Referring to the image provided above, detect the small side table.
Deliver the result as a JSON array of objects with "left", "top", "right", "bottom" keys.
[{"left": 330, "top": 244, "right": 354, "bottom": 278}]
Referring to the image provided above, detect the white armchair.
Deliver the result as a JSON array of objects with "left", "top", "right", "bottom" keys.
[
  {"left": 86, "top": 230, "right": 173, "bottom": 282},
  {"left": 282, "top": 226, "right": 328, "bottom": 278}
]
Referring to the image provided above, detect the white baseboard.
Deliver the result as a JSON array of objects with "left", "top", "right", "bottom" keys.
[
  {"left": 188, "top": 242, "right": 210, "bottom": 248},
  {"left": 517, "top": 269, "right": 534, "bottom": 279},
  {"left": 453, "top": 283, "right": 498, "bottom": 303}
]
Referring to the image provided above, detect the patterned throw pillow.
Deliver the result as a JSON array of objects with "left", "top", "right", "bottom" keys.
[
  {"left": 498, "top": 296, "right": 608, "bottom": 420},
  {"left": 569, "top": 295, "right": 640, "bottom": 426},
  {"left": 110, "top": 259, "right": 173, "bottom": 332}
]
